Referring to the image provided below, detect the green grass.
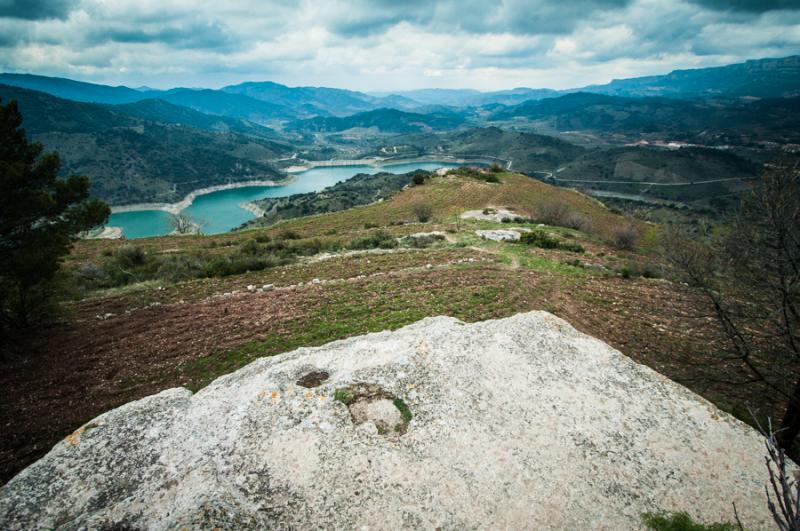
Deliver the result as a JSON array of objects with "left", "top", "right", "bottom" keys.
[
  {"left": 333, "top": 389, "right": 356, "bottom": 405},
  {"left": 179, "top": 279, "right": 518, "bottom": 390},
  {"left": 393, "top": 398, "right": 413, "bottom": 423},
  {"left": 642, "top": 512, "right": 737, "bottom": 531}
]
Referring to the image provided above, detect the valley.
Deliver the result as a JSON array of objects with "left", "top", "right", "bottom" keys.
[{"left": 2, "top": 47, "right": 800, "bottom": 529}]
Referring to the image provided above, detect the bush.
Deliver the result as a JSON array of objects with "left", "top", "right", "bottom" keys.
[
  {"left": 520, "top": 230, "right": 584, "bottom": 253},
  {"left": 240, "top": 239, "right": 260, "bottom": 255},
  {"left": 277, "top": 230, "right": 301, "bottom": 240},
  {"left": 114, "top": 245, "right": 147, "bottom": 268},
  {"left": 254, "top": 233, "right": 271, "bottom": 243},
  {"left": 412, "top": 203, "right": 433, "bottom": 223},
  {"left": 488, "top": 162, "right": 504, "bottom": 173},
  {"left": 536, "top": 202, "right": 570, "bottom": 226},
  {"left": 613, "top": 225, "right": 640, "bottom": 250},
  {"left": 347, "top": 231, "right": 398, "bottom": 250},
  {"left": 519, "top": 231, "right": 560, "bottom": 249},
  {"left": 563, "top": 212, "right": 591, "bottom": 232},
  {"left": 411, "top": 173, "right": 427, "bottom": 186}
]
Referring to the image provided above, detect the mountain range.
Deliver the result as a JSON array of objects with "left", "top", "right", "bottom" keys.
[{"left": 1, "top": 55, "right": 798, "bottom": 206}]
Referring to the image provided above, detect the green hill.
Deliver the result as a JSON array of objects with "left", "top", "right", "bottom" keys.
[
  {"left": 0, "top": 84, "right": 291, "bottom": 205},
  {"left": 288, "top": 108, "right": 467, "bottom": 134},
  {"left": 369, "top": 127, "right": 586, "bottom": 173},
  {"left": 491, "top": 92, "right": 800, "bottom": 144},
  {"left": 552, "top": 145, "right": 759, "bottom": 204}
]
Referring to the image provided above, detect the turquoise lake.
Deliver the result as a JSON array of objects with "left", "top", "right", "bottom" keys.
[{"left": 107, "top": 161, "right": 470, "bottom": 239}]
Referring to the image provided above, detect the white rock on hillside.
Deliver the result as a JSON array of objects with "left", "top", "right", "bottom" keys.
[
  {"left": 0, "top": 312, "right": 776, "bottom": 529},
  {"left": 476, "top": 228, "right": 524, "bottom": 241}
]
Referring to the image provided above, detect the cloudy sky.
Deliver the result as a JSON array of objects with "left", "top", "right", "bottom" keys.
[{"left": 0, "top": 0, "right": 799, "bottom": 91}]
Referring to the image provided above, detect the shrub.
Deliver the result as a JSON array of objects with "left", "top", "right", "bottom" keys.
[
  {"left": 519, "top": 230, "right": 584, "bottom": 253},
  {"left": 276, "top": 230, "right": 301, "bottom": 240},
  {"left": 520, "top": 230, "right": 560, "bottom": 249},
  {"left": 563, "top": 212, "right": 591, "bottom": 232},
  {"left": 559, "top": 242, "right": 585, "bottom": 253},
  {"left": 347, "top": 231, "right": 398, "bottom": 250},
  {"left": 364, "top": 222, "right": 379, "bottom": 229},
  {"left": 482, "top": 173, "right": 500, "bottom": 183},
  {"left": 488, "top": 162, "right": 504, "bottom": 173},
  {"left": 240, "top": 239, "right": 260, "bottom": 255},
  {"left": 412, "top": 203, "right": 433, "bottom": 223},
  {"left": 411, "top": 173, "right": 427, "bottom": 186},
  {"left": 254, "top": 233, "right": 271, "bottom": 243},
  {"left": 613, "top": 225, "right": 640, "bottom": 250},
  {"left": 535, "top": 202, "right": 571, "bottom": 226},
  {"left": 114, "top": 245, "right": 147, "bottom": 268}
]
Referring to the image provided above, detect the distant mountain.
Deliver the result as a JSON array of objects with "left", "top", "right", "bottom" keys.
[
  {"left": 287, "top": 108, "right": 467, "bottom": 134},
  {"left": 222, "top": 80, "right": 422, "bottom": 116},
  {"left": 552, "top": 145, "right": 759, "bottom": 204},
  {"left": 574, "top": 56, "right": 800, "bottom": 99},
  {"left": 491, "top": 92, "right": 800, "bottom": 144},
  {"left": 0, "top": 84, "right": 290, "bottom": 205},
  {"left": 112, "top": 99, "right": 279, "bottom": 138},
  {"left": 378, "top": 87, "right": 560, "bottom": 107},
  {"left": 155, "top": 88, "right": 303, "bottom": 123},
  {"left": 0, "top": 73, "right": 161, "bottom": 104},
  {"left": 371, "top": 127, "right": 586, "bottom": 173}
]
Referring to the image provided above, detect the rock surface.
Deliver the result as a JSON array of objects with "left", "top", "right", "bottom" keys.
[
  {"left": 476, "top": 228, "right": 525, "bottom": 241},
  {"left": 0, "top": 312, "right": 775, "bottom": 529}
]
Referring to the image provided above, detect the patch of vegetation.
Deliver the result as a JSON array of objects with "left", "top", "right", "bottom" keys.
[
  {"left": 346, "top": 230, "right": 398, "bottom": 250},
  {"left": 393, "top": 398, "right": 413, "bottom": 423},
  {"left": 412, "top": 203, "right": 434, "bottom": 222},
  {"left": 519, "top": 231, "right": 585, "bottom": 253},
  {"left": 641, "top": 511, "right": 736, "bottom": 531},
  {"left": 613, "top": 224, "right": 640, "bottom": 250},
  {"left": 333, "top": 388, "right": 357, "bottom": 405},
  {"left": 448, "top": 166, "right": 500, "bottom": 183}
]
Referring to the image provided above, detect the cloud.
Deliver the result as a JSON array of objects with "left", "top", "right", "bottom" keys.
[
  {"left": 689, "top": 0, "right": 800, "bottom": 12},
  {"left": 0, "top": 0, "right": 76, "bottom": 20},
  {"left": 0, "top": 0, "right": 797, "bottom": 91}
]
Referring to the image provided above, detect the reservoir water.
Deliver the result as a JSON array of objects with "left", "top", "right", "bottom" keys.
[{"left": 107, "top": 161, "right": 470, "bottom": 239}]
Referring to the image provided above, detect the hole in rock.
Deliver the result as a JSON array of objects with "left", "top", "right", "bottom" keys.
[
  {"left": 296, "top": 370, "right": 330, "bottom": 388},
  {"left": 333, "top": 384, "right": 412, "bottom": 435}
]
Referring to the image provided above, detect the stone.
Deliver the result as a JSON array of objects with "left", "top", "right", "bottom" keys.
[
  {"left": 0, "top": 312, "right": 778, "bottom": 529},
  {"left": 475, "top": 229, "right": 522, "bottom": 241},
  {"left": 262, "top": 284, "right": 274, "bottom": 292}
]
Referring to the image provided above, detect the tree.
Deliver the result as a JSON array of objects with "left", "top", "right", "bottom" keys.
[
  {"left": 0, "top": 99, "right": 109, "bottom": 329},
  {"left": 665, "top": 165, "right": 800, "bottom": 450},
  {"left": 169, "top": 212, "right": 197, "bottom": 234},
  {"left": 412, "top": 203, "right": 433, "bottom": 223}
]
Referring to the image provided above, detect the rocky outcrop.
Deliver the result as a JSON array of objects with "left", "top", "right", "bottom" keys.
[{"left": 0, "top": 312, "right": 775, "bottom": 529}]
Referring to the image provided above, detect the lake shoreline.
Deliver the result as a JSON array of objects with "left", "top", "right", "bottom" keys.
[
  {"left": 284, "top": 155, "right": 497, "bottom": 173},
  {"left": 110, "top": 176, "right": 297, "bottom": 215}
]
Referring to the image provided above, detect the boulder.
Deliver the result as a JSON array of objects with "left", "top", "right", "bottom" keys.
[
  {"left": 0, "top": 312, "right": 776, "bottom": 529},
  {"left": 475, "top": 229, "right": 522, "bottom": 241}
]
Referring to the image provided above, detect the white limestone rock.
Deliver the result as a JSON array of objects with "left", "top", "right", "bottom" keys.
[{"left": 0, "top": 312, "right": 777, "bottom": 529}]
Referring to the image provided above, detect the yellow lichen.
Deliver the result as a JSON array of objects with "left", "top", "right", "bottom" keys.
[{"left": 65, "top": 427, "right": 86, "bottom": 446}]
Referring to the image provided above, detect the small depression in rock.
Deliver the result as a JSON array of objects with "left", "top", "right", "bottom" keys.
[
  {"left": 334, "top": 384, "right": 412, "bottom": 435},
  {"left": 296, "top": 370, "right": 329, "bottom": 388}
]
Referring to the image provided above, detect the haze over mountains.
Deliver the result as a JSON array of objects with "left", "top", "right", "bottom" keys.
[{"left": 1, "top": 55, "right": 799, "bottom": 205}]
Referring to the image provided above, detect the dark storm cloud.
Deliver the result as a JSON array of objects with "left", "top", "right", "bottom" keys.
[
  {"left": 324, "top": 0, "right": 634, "bottom": 36},
  {"left": 0, "top": 0, "right": 798, "bottom": 91},
  {"left": 690, "top": 0, "right": 800, "bottom": 12},
  {"left": 0, "top": 0, "right": 76, "bottom": 20},
  {"left": 88, "top": 21, "right": 237, "bottom": 51}
]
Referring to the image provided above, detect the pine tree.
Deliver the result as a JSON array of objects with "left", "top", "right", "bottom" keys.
[{"left": 0, "top": 99, "right": 109, "bottom": 330}]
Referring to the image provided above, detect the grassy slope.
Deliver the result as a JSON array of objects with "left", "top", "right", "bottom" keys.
[{"left": 2, "top": 171, "right": 764, "bottom": 484}]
